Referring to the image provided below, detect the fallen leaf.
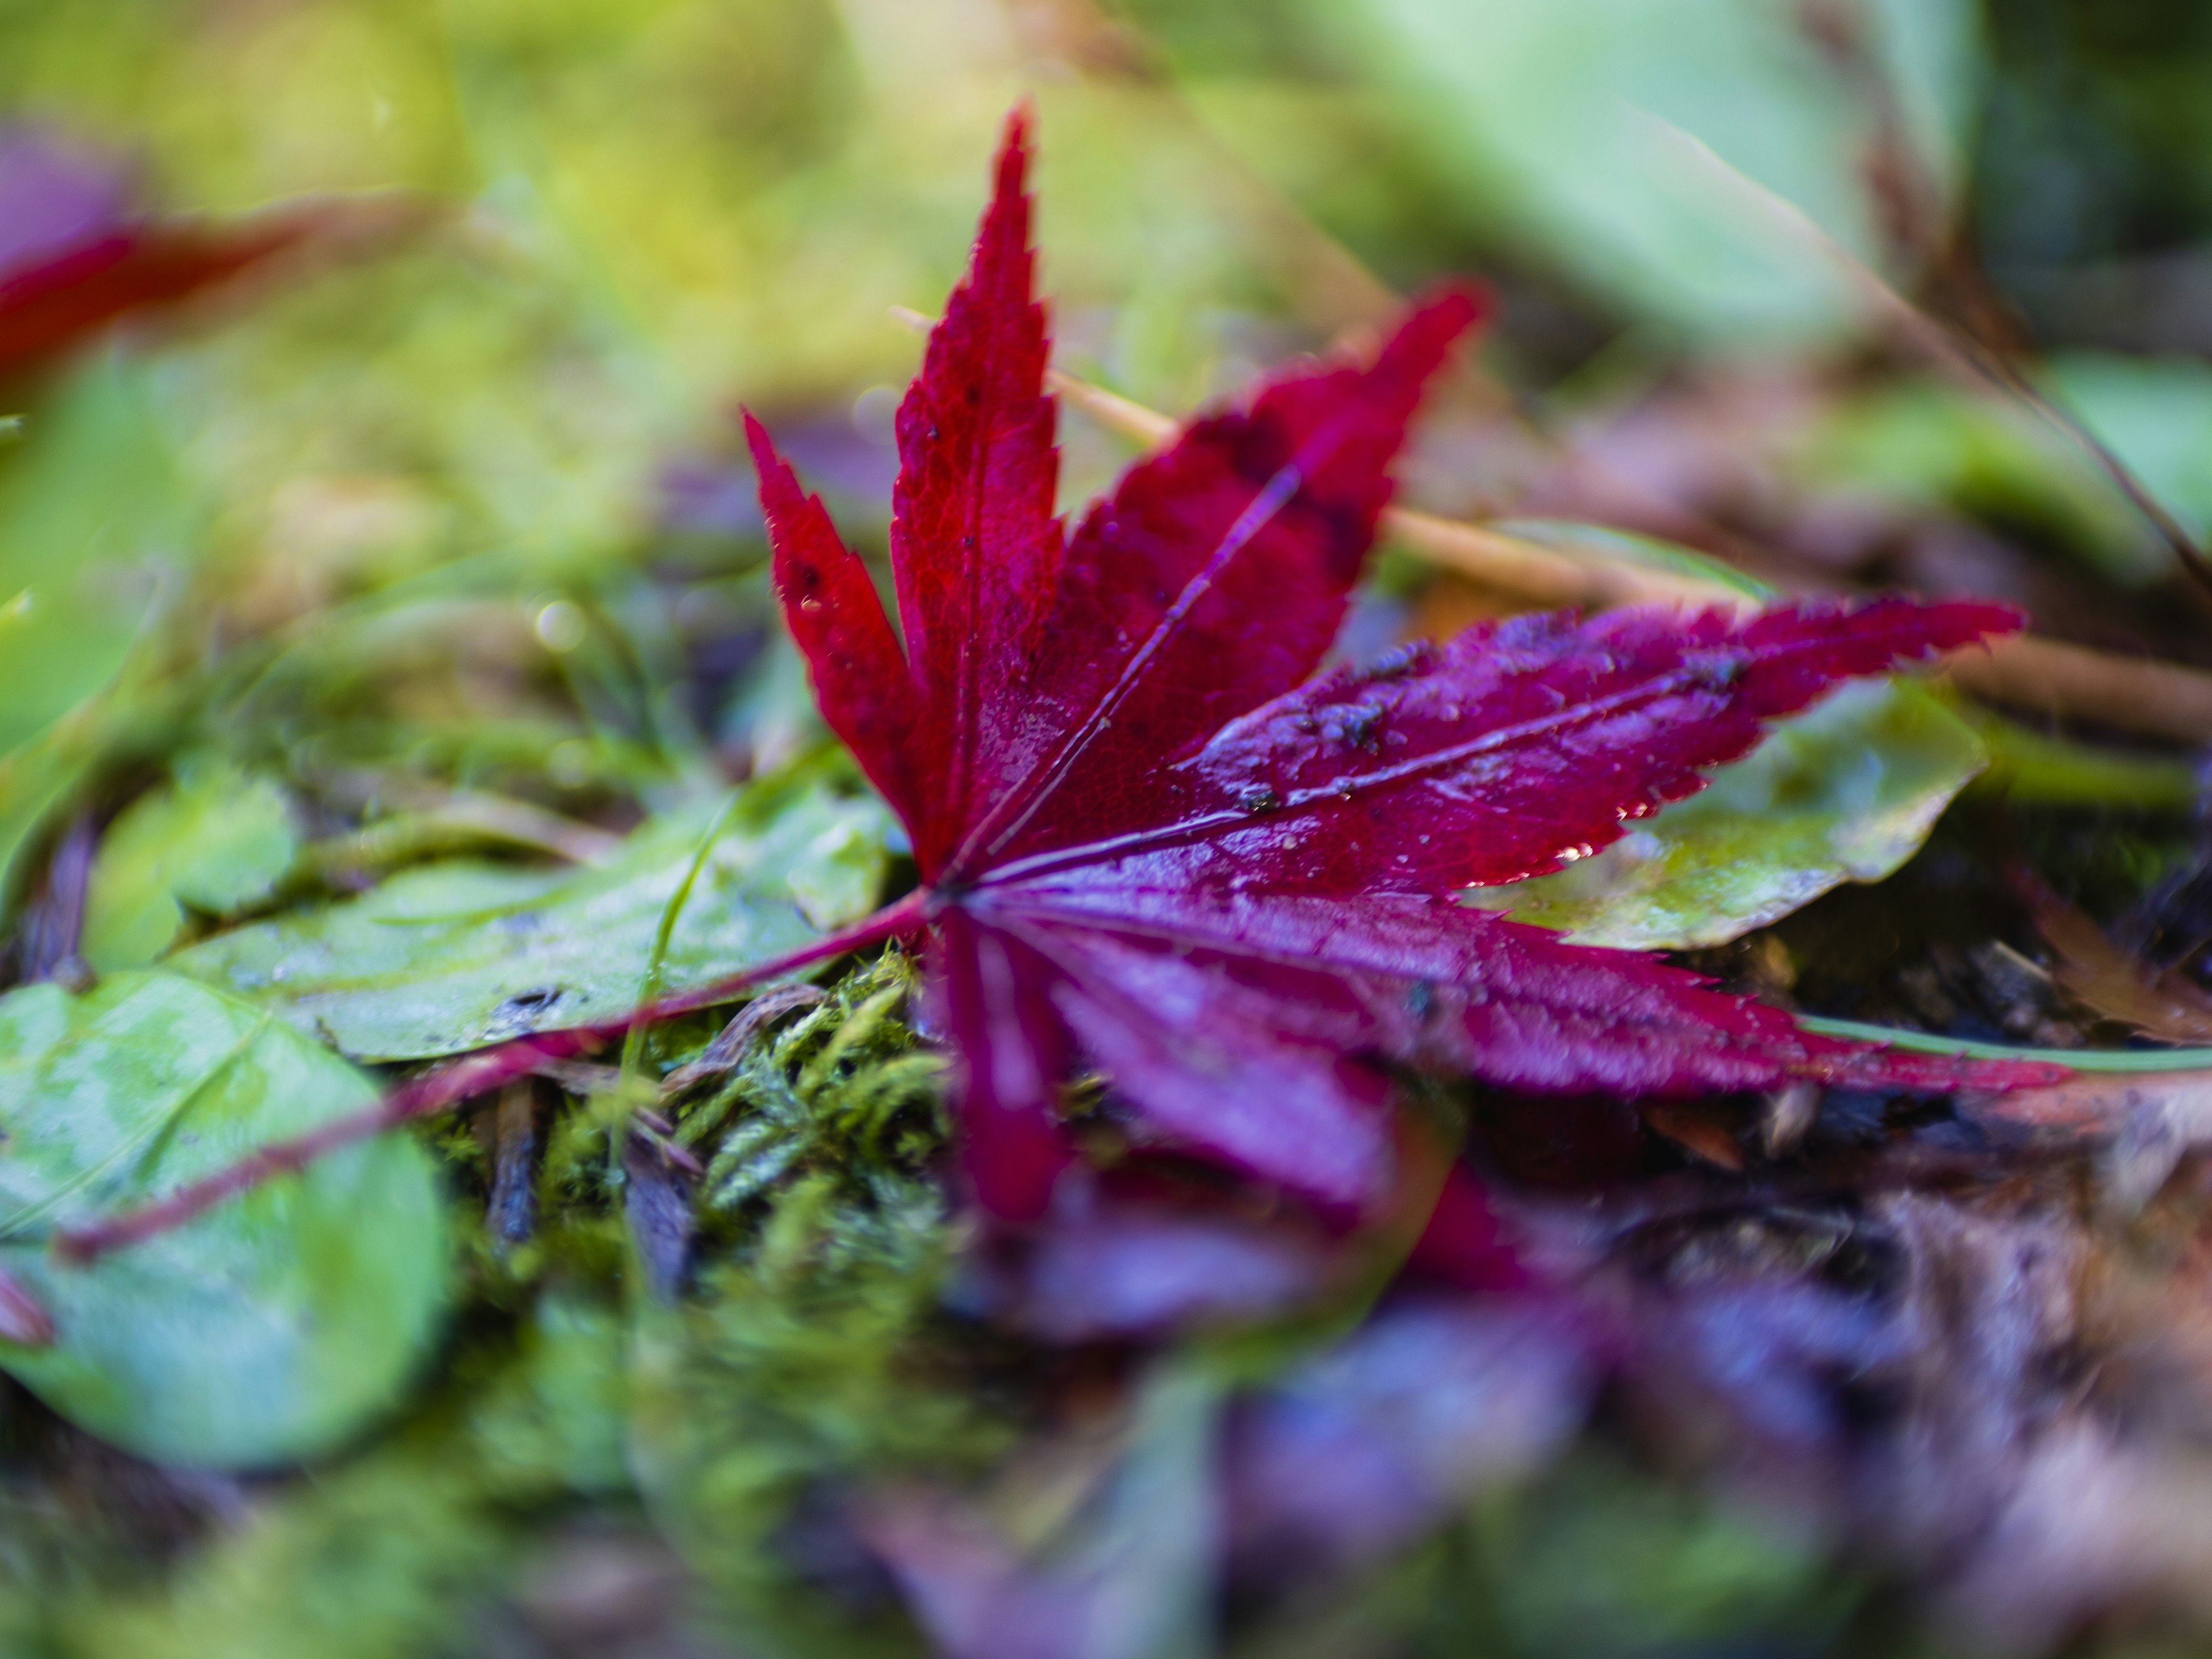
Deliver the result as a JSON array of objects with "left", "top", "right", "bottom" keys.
[
  {"left": 746, "top": 110, "right": 2054, "bottom": 1220},
  {"left": 81, "top": 759, "right": 300, "bottom": 970},
  {"left": 2025, "top": 876, "right": 2212, "bottom": 1044},
  {"left": 1462, "top": 524, "right": 1989, "bottom": 950},
  {"left": 0, "top": 128, "right": 385, "bottom": 384},
  {"left": 1473, "top": 679, "right": 1988, "bottom": 949},
  {"left": 173, "top": 779, "right": 889, "bottom": 1061},
  {"left": 0, "top": 971, "right": 449, "bottom": 1466}
]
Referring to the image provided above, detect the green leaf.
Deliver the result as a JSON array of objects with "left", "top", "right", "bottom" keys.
[
  {"left": 1468, "top": 677, "right": 1986, "bottom": 950},
  {"left": 173, "top": 779, "right": 892, "bottom": 1061},
  {"left": 1968, "top": 711, "right": 2202, "bottom": 809},
  {"left": 1794, "top": 379, "right": 2151, "bottom": 585},
  {"left": 74, "top": 1285, "right": 639, "bottom": 1659},
  {"left": 0, "top": 359, "right": 184, "bottom": 755},
  {"left": 0, "top": 972, "right": 449, "bottom": 1468},
  {"left": 81, "top": 760, "right": 301, "bottom": 971},
  {"left": 2047, "top": 351, "right": 2212, "bottom": 563},
  {"left": 1347, "top": 0, "right": 1980, "bottom": 340},
  {"left": 1463, "top": 522, "right": 1988, "bottom": 950},
  {"left": 0, "top": 361, "right": 194, "bottom": 906}
]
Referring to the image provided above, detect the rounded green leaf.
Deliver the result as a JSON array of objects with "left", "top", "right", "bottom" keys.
[
  {"left": 81, "top": 761, "right": 300, "bottom": 971},
  {"left": 1468, "top": 678, "right": 1986, "bottom": 949},
  {"left": 0, "top": 972, "right": 449, "bottom": 1468}
]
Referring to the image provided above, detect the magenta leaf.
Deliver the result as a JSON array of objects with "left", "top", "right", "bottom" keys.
[{"left": 738, "top": 111, "right": 2060, "bottom": 1215}]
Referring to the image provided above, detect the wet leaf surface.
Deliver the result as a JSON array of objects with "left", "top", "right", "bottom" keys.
[
  {"left": 172, "top": 779, "right": 890, "bottom": 1061},
  {"left": 1474, "top": 679, "right": 1987, "bottom": 949},
  {"left": 0, "top": 971, "right": 449, "bottom": 1466}
]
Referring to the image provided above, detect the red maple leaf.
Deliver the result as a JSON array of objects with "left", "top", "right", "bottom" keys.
[
  {"left": 741, "top": 109, "right": 2058, "bottom": 1221},
  {"left": 58, "top": 109, "right": 2065, "bottom": 1264}
]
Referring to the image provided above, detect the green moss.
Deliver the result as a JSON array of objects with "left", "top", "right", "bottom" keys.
[{"left": 624, "top": 953, "right": 1003, "bottom": 1656}]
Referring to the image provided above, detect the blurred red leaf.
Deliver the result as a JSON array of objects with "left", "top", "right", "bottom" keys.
[{"left": 0, "top": 129, "right": 413, "bottom": 385}]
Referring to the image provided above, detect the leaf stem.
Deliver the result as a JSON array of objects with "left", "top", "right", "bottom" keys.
[
  {"left": 1797, "top": 1014, "right": 2212, "bottom": 1074},
  {"left": 54, "top": 889, "right": 928, "bottom": 1262},
  {"left": 0, "top": 1012, "right": 272, "bottom": 1243}
]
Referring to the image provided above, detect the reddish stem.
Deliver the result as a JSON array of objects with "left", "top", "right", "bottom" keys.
[{"left": 54, "top": 891, "right": 928, "bottom": 1263}]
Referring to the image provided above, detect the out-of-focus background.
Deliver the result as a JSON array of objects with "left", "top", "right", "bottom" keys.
[
  {"left": 10, "top": 1, "right": 2212, "bottom": 1656},
  {"left": 13, "top": 0, "right": 2212, "bottom": 615}
]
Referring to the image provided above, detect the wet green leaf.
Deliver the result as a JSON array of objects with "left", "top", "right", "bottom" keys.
[
  {"left": 1470, "top": 678, "right": 1985, "bottom": 949},
  {"left": 72, "top": 1283, "right": 640, "bottom": 1659},
  {"left": 81, "top": 760, "right": 301, "bottom": 971},
  {"left": 0, "top": 971, "right": 449, "bottom": 1468},
  {"left": 173, "top": 779, "right": 892, "bottom": 1061},
  {"left": 0, "top": 361, "right": 192, "bottom": 903},
  {"left": 1459, "top": 524, "right": 1990, "bottom": 950}
]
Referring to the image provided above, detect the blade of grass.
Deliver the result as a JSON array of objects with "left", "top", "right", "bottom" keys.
[{"left": 1796, "top": 1014, "right": 2212, "bottom": 1074}]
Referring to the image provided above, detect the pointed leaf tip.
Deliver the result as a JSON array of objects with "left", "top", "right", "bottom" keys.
[
  {"left": 738, "top": 406, "right": 781, "bottom": 489},
  {"left": 1397, "top": 282, "right": 1487, "bottom": 359},
  {"left": 995, "top": 101, "right": 1035, "bottom": 184}
]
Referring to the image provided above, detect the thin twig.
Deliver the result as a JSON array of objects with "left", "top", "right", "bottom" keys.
[
  {"left": 488, "top": 1078, "right": 543, "bottom": 1248},
  {"left": 661, "top": 982, "right": 828, "bottom": 1094}
]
